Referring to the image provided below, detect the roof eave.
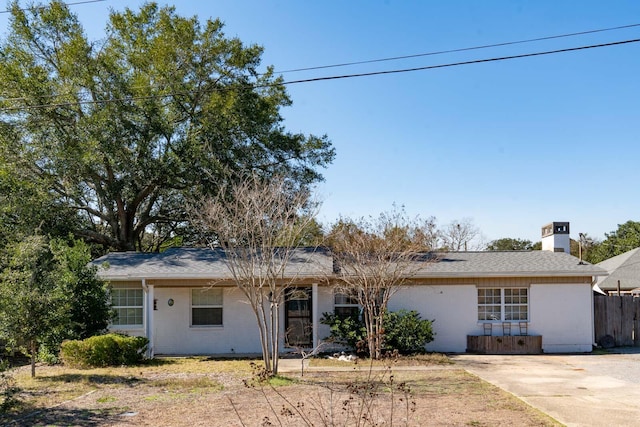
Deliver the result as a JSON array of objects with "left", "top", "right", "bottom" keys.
[
  {"left": 97, "top": 273, "right": 328, "bottom": 281},
  {"left": 99, "top": 271, "right": 606, "bottom": 281},
  {"left": 413, "top": 271, "right": 607, "bottom": 279}
]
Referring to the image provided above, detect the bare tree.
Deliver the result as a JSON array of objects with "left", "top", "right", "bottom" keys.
[
  {"left": 439, "top": 218, "right": 484, "bottom": 251},
  {"left": 326, "top": 209, "right": 436, "bottom": 359},
  {"left": 190, "top": 173, "right": 320, "bottom": 375}
]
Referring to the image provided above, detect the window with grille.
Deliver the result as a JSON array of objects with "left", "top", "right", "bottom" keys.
[
  {"left": 111, "top": 288, "right": 143, "bottom": 326},
  {"left": 478, "top": 288, "right": 528, "bottom": 322}
]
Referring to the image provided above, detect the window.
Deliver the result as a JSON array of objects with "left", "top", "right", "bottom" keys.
[
  {"left": 334, "top": 292, "right": 360, "bottom": 318},
  {"left": 478, "top": 288, "right": 528, "bottom": 322},
  {"left": 111, "top": 288, "right": 143, "bottom": 326},
  {"left": 192, "top": 288, "right": 223, "bottom": 326},
  {"left": 477, "top": 288, "right": 501, "bottom": 321},
  {"left": 504, "top": 288, "right": 528, "bottom": 321}
]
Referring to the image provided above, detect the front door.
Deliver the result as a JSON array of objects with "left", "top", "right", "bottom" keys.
[{"left": 285, "top": 287, "right": 312, "bottom": 347}]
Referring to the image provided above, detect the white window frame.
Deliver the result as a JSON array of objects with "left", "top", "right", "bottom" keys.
[
  {"left": 334, "top": 292, "right": 360, "bottom": 318},
  {"left": 111, "top": 288, "right": 144, "bottom": 328},
  {"left": 191, "top": 288, "right": 223, "bottom": 327},
  {"left": 477, "top": 287, "right": 528, "bottom": 323}
]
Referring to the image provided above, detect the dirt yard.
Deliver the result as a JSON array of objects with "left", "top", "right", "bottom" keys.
[{"left": 1, "top": 356, "right": 561, "bottom": 426}]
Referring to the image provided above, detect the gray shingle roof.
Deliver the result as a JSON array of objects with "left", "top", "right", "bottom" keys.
[
  {"left": 93, "top": 247, "right": 334, "bottom": 280},
  {"left": 94, "top": 248, "right": 606, "bottom": 280},
  {"left": 413, "top": 251, "right": 606, "bottom": 278},
  {"left": 596, "top": 247, "right": 640, "bottom": 290}
]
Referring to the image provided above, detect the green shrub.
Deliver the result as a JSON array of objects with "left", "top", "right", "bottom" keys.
[
  {"left": 321, "top": 309, "right": 435, "bottom": 355},
  {"left": 112, "top": 334, "right": 148, "bottom": 364},
  {"left": 320, "top": 312, "right": 367, "bottom": 352},
  {"left": 60, "top": 334, "right": 148, "bottom": 368},
  {"left": 383, "top": 309, "right": 434, "bottom": 355},
  {"left": 37, "top": 344, "right": 60, "bottom": 365},
  {"left": 59, "top": 340, "right": 91, "bottom": 368},
  {"left": 85, "top": 334, "right": 119, "bottom": 367}
]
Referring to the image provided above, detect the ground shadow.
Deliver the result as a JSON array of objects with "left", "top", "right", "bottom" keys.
[
  {"left": 140, "top": 357, "right": 178, "bottom": 367},
  {"left": 36, "top": 373, "right": 143, "bottom": 386},
  {"left": 1, "top": 406, "right": 122, "bottom": 426},
  {"left": 603, "top": 346, "right": 640, "bottom": 355}
]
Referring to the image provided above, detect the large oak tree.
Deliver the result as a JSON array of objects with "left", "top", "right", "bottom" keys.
[{"left": 0, "top": 1, "right": 334, "bottom": 251}]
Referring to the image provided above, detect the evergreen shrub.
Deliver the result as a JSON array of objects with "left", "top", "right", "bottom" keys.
[{"left": 60, "top": 334, "right": 148, "bottom": 368}]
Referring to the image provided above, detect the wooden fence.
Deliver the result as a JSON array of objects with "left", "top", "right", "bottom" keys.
[{"left": 594, "top": 295, "right": 640, "bottom": 347}]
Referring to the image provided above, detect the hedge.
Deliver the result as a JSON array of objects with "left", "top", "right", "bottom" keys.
[{"left": 60, "top": 334, "right": 148, "bottom": 368}]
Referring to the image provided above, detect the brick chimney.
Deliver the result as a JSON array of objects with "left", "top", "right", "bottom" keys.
[{"left": 541, "top": 222, "right": 570, "bottom": 253}]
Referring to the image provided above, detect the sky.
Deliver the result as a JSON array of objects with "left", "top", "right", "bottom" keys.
[{"left": 2, "top": 0, "right": 640, "bottom": 245}]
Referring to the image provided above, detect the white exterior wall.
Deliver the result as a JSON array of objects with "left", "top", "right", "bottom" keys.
[
  {"left": 152, "top": 285, "right": 336, "bottom": 355},
  {"left": 316, "top": 286, "right": 335, "bottom": 344},
  {"left": 108, "top": 284, "right": 337, "bottom": 355},
  {"left": 389, "top": 285, "right": 477, "bottom": 353},
  {"left": 390, "top": 282, "right": 593, "bottom": 353},
  {"left": 530, "top": 283, "right": 593, "bottom": 353},
  {"left": 108, "top": 281, "right": 595, "bottom": 355},
  {"left": 153, "top": 286, "right": 260, "bottom": 355}
]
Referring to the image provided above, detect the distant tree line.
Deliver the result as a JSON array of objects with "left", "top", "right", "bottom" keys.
[{"left": 485, "top": 221, "right": 640, "bottom": 264}]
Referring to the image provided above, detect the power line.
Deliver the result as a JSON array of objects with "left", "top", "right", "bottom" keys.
[
  {"left": 4, "top": 22, "right": 635, "bottom": 106},
  {"left": 274, "top": 23, "right": 640, "bottom": 74},
  {"left": 1, "top": 37, "right": 638, "bottom": 113},
  {"left": 1, "top": 19, "right": 637, "bottom": 103},
  {"left": 0, "top": 0, "right": 107, "bottom": 14},
  {"left": 281, "top": 38, "right": 640, "bottom": 85}
]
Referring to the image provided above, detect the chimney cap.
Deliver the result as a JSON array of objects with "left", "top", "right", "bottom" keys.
[{"left": 542, "top": 222, "right": 570, "bottom": 237}]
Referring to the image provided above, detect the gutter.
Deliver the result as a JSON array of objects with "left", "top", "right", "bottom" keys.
[
  {"left": 408, "top": 270, "right": 607, "bottom": 279},
  {"left": 100, "top": 269, "right": 608, "bottom": 281}
]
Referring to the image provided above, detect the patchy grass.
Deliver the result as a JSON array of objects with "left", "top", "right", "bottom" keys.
[
  {"left": 310, "top": 352, "right": 454, "bottom": 368},
  {"left": 148, "top": 376, "right": 224, "bottom": 392},
  {"left": 0, "top": 356, "right": 561, "bottom": 426},
  {"left": 1, "top": 357, "right": 239, "bottom": 422},
  {"left": 267, "top": 375, "right": 296, "bottom": 387}
]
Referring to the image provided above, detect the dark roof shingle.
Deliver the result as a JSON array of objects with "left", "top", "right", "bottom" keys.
[
  {"left": 94, "top": 248, "right": 606, "bottom": 280},
  {"left": 597, "top": 247, "right": 640, "bottom": 290}
]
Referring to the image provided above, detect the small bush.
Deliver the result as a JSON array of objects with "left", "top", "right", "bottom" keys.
[
  {"left": 320, "top": 312, "right": 367, "bottom": 352},
  {"left": 383, "top": 310, "right": 434, "bottom": 355},
  {"left": 60, "top": 334, "right": 148, "bottom": 368},
  {"left": 321, "top": 309, "right": 435, "bottom": 355},
  {"left": 37, "top": 344, "right": 60, "bottom": 365}
]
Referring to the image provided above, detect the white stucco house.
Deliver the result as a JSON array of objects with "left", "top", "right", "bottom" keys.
[{"left": 94, "top": 222, "right": 606, "bottom": 356}]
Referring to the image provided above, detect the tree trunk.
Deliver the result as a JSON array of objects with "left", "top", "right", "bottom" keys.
[
  {"left": 271, "top": 302, "right": 279, "bottom": 375},
  {"left": 254, "top": 303, "right": 271, "bottom": 373},
  {"left": 30, "top": 340, "right": 37, "bottom": 378}
]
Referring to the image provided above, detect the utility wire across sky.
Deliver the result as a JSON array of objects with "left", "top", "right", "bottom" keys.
[
  {"left": 1, "top": 36, "right": 638, "bottom": 113},
  {"left": 1, "top": 2, "right": 638, "bottom": 79},
  {"left": 281, "top": 37, "right": 640, "bottom": 86},
  {"left": 274, "top": 23, "right": 640, "bottom": 74}
]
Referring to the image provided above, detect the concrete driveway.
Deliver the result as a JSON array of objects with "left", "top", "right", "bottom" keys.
[{"left": 451, "top": 349, "right": 640, "bottom": 427}]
